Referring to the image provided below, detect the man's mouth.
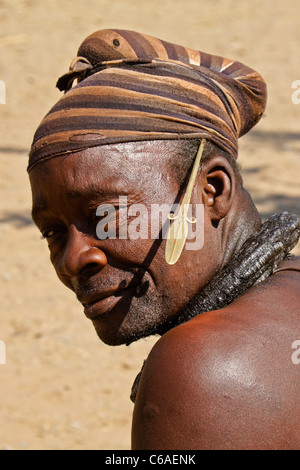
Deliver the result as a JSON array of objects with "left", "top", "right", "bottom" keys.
[
  {"left": 80, "top": 287, "right": 124, "bottom": 307},
  {"left": 75, "top": 267, "right": 151, "bottom": 321},
  {"left": 79, "top": 284, "right": 141, "bottom": 320}
]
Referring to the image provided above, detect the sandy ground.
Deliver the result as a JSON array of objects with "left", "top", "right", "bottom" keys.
[{"left": 0, "top": 0, "right": 299, "bottom": 450}]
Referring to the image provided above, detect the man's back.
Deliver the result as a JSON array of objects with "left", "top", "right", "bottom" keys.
[{"left": 132, "top": 258, "right": 300, "bottom": 449}]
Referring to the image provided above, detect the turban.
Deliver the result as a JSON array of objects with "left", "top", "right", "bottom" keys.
[{"left": 27, "top": 29, "right": 267, "bottom": 172}]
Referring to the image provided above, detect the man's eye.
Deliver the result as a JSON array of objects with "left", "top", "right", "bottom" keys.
[{"left": 41, "top": 229, "right": 58, "bottom": 239}]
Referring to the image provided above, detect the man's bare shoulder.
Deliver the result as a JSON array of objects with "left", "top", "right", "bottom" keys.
[{"left": 132, "top": 267, "right": 300, "bottom": 450}]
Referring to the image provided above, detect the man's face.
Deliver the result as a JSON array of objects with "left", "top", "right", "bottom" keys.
[{"left": 29, "top": 141, "right": 215, "bottom": 345}]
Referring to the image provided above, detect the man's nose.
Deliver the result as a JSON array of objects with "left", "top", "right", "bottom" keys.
[{"left": 55, "top": 227, "right": 108, "bottom": 279}]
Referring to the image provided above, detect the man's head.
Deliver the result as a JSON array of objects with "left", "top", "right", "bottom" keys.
[
  {"left": 29, "top": 138, "right": 261, "bottom": 345},
  {"left": 28, "top": 29, "right": 266, "bottom": 345}
]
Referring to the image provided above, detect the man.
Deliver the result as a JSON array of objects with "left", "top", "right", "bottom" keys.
[{"left": 28, "top": 29, "right": 300, "bottom": 449}]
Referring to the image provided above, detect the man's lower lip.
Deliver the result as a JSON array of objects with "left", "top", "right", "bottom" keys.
[{"left": 83, "top": 288, "right": 134, "bottom": 320}]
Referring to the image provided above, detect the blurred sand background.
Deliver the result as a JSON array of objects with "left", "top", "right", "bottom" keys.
[{"left": 0, "top": 0, "right": 299, "bottom": 450}]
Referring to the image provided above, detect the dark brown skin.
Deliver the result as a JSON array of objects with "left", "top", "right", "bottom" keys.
[
  {"left": 29, "top": 140, "right": 300, "bottom": 450},
  {"left": 132, "top": 265, "right": 300, "bottom": 449}
]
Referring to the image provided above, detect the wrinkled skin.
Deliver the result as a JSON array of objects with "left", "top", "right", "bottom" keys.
[
  {"left": 29, "top": 141, "right": 236, "bottom": 346},
  {"left": 29, "top": 141, "right": 300, "bottom": 449}
]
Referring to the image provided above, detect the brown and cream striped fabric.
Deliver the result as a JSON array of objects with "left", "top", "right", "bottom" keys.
[{"left": 27, "top": 29, "right": 267, "bottom": 172}]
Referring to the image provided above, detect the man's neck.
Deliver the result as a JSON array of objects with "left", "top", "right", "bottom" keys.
[
  {"left": 220, "top": 189, "right": 262, "bottom": 268},
  {"left": 157, "top": 212, "right": 300, "bottom": 336}
]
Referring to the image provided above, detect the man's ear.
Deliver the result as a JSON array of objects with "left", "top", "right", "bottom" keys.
[{"left": 200, "top": 155, "right": 236, "bottom": 221}]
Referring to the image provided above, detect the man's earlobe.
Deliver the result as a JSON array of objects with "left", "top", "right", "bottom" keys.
[
  {"left": 201, "top": 158, "right": 236, "bottom": 220},
  {"left": 203, "top": 182, "right": 216, "bottom": 207}
]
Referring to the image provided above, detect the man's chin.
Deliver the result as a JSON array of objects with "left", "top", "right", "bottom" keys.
[
  {"left": 91, "top": 319, "right": 160, "bottom": 346},
  {"left": 85, "top": 290, "right": 174, "bottom": 346}
]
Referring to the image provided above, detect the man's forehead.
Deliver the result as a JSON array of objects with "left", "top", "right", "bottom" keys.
[
  {"left": 30, "top": 140, "right": 174, "bottom": 186},
  {"left": 30, "top": 152, "right": 134, "bottom": 200},
  {"left": 30, "top": 141, "right": 175, "bottom": 219},
  {"left": 30, "top": 174, "right": 134, "bottom": 227},
  {"left": 31, "top": 184, "right": 128, "bottom": 224}
]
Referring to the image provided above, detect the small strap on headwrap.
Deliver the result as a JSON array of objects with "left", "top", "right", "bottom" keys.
[{"left": 56, "top": 56, "right": 93, "bottom": 92}]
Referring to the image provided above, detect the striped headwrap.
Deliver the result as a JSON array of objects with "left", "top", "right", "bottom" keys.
[{"left": 27, "top": 29, "right": 267, "bottom": 172}]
